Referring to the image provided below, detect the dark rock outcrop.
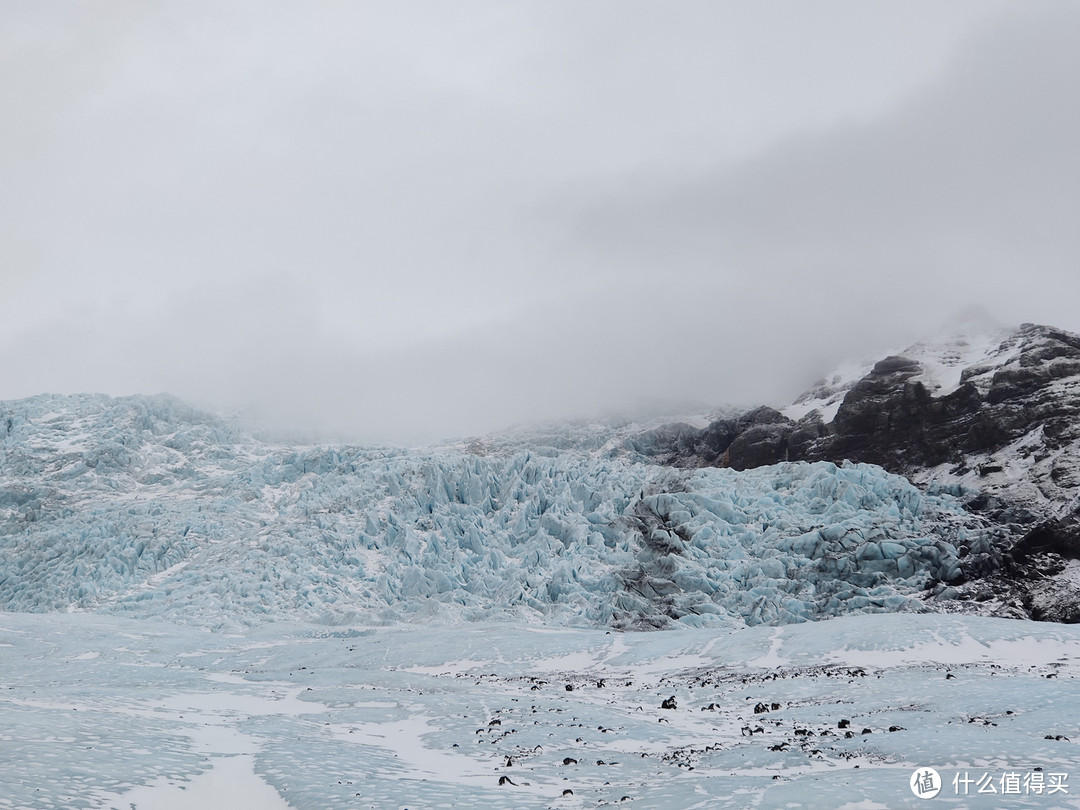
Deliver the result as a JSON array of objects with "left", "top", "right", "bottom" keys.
[
  {"left": 634, "top": 406, "right": 794, "bottom": 469},
  {"left": 807, "top": 326, "right": 1080, "bottom": 477}
]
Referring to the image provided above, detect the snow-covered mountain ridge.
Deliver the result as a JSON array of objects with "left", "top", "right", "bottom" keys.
[{"left": 1, "top": 393, "right": 999, "bottom": 629}]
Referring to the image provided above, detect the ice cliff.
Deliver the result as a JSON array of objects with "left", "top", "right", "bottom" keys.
[{"left": 0, "top": 393, "right": 997, "bottom": 629}]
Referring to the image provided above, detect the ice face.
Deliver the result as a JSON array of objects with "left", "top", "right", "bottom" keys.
[{"left": 0, "top": 394, "right": 994, "bottom": 629}]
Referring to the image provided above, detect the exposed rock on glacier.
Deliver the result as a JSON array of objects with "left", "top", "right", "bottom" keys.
[{"left": 0, "top": 393, "right": 998, "bottom": 628}]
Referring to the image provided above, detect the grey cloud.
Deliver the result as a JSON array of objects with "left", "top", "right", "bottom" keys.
[
  {"left": 562, "top": 5, "right": 1080, "bottom": 333},
  {"left": 1, "top": 2, "right": 1074, "bottom": 443}
]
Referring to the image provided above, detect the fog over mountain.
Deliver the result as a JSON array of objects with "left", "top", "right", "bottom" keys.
[{"left": 2, "top": 2, "right": 1077, "bottom": 443}]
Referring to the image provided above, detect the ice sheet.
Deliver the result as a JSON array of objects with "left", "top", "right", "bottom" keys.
[{"left": 3, "top": 611, "right": 1079, "bottom": 809}]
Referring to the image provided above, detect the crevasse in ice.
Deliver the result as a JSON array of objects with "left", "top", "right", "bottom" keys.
[{"left": 0, "top": 394, "right": 993, "bottom": 628}]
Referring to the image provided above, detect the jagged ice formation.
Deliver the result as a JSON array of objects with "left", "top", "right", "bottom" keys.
[{"left": 0, "top": 394, "right": 997, "bottom": 629}]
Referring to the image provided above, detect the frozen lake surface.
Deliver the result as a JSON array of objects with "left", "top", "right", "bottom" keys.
[{"left": 2, "top": 611, "right": 1079, "bottom": 808}]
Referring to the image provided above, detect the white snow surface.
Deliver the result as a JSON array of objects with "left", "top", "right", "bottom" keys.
[{"left": 0, "top": 394, "right": 993, "bottom": 629}]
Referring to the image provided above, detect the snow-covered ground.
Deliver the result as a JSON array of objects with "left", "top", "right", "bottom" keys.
[{"left": 2, "top": 611, "right": 1078, "bottom": 808}]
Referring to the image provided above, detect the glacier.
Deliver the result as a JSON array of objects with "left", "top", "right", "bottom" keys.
[
  {"left": 0, "top": 393, "right": 997, "bottom": 629},
  {"left": 4, "top": 392, "right": 1075, "bottom": 809}
]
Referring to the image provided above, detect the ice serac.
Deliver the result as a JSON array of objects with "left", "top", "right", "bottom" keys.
[
  {"left": 639, "top": 322, "right": 1080, "bottom": 622},
  {"left": 0, "top": 393, "right": 997, "bottom": 629}
]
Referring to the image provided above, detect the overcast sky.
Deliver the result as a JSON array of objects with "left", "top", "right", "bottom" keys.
[{"left": 2, "top": 1, "right": 1078, "bottom": 443}]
